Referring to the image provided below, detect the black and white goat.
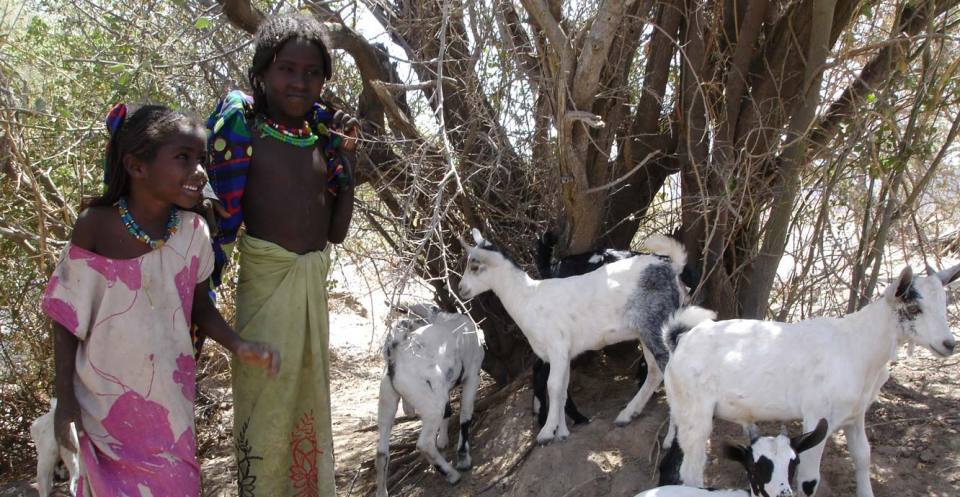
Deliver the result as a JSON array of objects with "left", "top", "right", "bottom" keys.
[
  {"left": 375, "top": 306, "right": 484, "bottom": 497},
  {"left": 530, "top": 232, "right": 701, "bottom": 428},
  {"left": 659, "top": 265, "right": 960, "bottom": 497},
  {"left": 635, "top": 420, "right": 828, "bottom": 497},
  {"left": 458, "top": 229, "right": 687, "bottom": 443},
  {"left": 31, "top": 398, "right": 79, "bottom": 497}
]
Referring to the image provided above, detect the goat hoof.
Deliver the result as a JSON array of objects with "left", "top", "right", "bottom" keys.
[
  {"left": 446, "top": 469, "right": 462, "bottom": 485},
  {"left": 455, "top": 455, "right": 472, "bottom": 470},
  {"left": 614, "top": 419, "right": 631, "bottom": 427}
]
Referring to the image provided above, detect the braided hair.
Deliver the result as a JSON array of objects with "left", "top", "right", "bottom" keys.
[
  {"left": 248, "top": 13, "right": 332, "bottom": 116},
  {"left": 86, "top": 104, "right": 203, "bottom": 209}
]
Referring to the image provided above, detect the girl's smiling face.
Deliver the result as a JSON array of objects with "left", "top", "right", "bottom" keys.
[
  {"left": 260, "top": 38, "right": 327, "bottom": 125},
  {"left": 140, "top": 123, "right": 208, "bottom": 209}
]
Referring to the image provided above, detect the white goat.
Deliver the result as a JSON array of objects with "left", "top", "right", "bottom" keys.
[
  {"left": 637, "top": 419, "right": 828, "bottom": 497},
  {"left": 660, "top": 265, "right": 960, "bottom": 497},
  {"left": 375, "top": 307, "right": 484, "bottom": 497},
  {"left": 458, "top": 228, "right": 687, "bottom": 444},
  {"left": 31, "top": 398, "right": 79, "bottom": 497}
]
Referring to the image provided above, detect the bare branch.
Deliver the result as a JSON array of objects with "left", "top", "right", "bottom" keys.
[
  {"left": 217, "top": 0, "right": 263, "bottom": 34},
  {"left": 571, "top": 0, "right": 641, "bottom": 109},
  {"left": 519, "top": 0, "right": 570, "bottom": 54}
]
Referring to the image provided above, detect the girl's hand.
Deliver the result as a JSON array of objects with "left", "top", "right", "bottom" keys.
[
  {"left": 54, "top": 396, "right": 83, "bottom": 452},
  {"left": 332, "top": 110, "right": 360, "bottom": 153},
  {"left": 235, "top": 340, "right": 281, "bottom": 377}
]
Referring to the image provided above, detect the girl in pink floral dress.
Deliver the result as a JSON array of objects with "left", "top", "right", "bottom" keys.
[{"left": 42, "top": 104, "right": 280, "bottom": 497}]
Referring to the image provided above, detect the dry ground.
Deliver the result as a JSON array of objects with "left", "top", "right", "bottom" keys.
[{"left": 5, "top": 291, "right": 960, "bottom": 497}]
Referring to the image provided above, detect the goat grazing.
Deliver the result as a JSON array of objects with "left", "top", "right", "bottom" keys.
[
  {"left": 31, "top": 398, "right": 79, "bottom": 497},
  {"left": 458, "top": 229, "right": 687, "bottom": 443},
  {"left": 375, "top": 307, "right": 484, "bottom": 497},
  {"left": 660, "top": 265, "right": 960, "bottom": 497},
  {"left": 636, "top": 419, "right": 828, "bottom": 497}
]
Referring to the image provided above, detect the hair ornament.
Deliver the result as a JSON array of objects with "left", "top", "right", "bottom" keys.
[
  {"left": 103, "top": 103, "right": 127, "bottom": 183},
  {"left": 105, "top": 103, "right": 127, "bottom": 137}
]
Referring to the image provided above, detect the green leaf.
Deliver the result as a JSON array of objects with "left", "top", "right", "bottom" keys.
[
  {"left": 866, "top": 93, "right": 876, "bottom": 104},
  {"left": 194, "top": 16, "right": 212, "bottom": 30}
]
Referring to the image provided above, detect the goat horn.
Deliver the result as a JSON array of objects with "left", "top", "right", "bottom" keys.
[
  {"left": 936, "top": 263, "right": 960, "bottom": 286},
  {"left": 471, "top": 228, "right": 484, "bottom": 245},
  {"left": 458, "top": 236, "right": 471, "bottom": 251},
  {"left": 926, "top": 264, "right": 937, "bottom": 276}
]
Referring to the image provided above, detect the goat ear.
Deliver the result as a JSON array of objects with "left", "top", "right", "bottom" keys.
[
  {"left": 471, "top": 228, "right": 485, "bottom": 245},
  {"left": 791, "top": 418, "right": 828, "bottom": 454},
  {"left": 721, "top": 443, "right": 752, "bottom": 467},
  {"left": 936, "top": 263, "right": 960, "bottom": 286},
  {"left": 895, "top": 266, "right": 914, "bottom": 300}
]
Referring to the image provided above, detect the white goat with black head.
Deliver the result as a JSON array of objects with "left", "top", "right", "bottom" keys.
[
  {"left": 375, "top": 305, "right": 484, "bottom": 497},
  {"left": 458, "top": 228, "right": 687, "bottom": 444},
  {"left": 636, "top": 419, "right": 828, "bottom": 497},
  {"left": 659, "top": 265, "right": 960, "bottom": 497}
]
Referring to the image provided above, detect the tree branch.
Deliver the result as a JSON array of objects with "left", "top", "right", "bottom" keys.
[
  {"left": 218, "top": 0, "right": 263, "bottom": 34},
  {"left": 494, "top": 0, "right": 542, "bottom": 88},
  {"left": 571, "top": 0, "right": 638, "bottom": 109},
  {"left": 809, "top": 0, "right": 960, "bottom": 154},
  {"left": 519, "top": 0, "right": 570, "bottom": 55}
]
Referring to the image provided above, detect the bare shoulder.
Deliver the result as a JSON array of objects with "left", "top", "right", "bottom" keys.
[{"left": 71, "top": 206, "right": 114, "bottom": 251}]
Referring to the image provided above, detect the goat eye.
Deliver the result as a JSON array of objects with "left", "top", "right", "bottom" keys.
[
  {"left": 469, "top": 264, "right": 480, "bottom": 272},
  {"left": 906, "top": 303, "right": 922, "bottom": 316}
]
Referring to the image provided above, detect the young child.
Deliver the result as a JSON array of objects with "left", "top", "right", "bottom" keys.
[
  {"left": 205, "top": 13, "right": 359, "bottom": 497},
  {"left": 43, "top": 104, "right": 280, "bottom": 497}
]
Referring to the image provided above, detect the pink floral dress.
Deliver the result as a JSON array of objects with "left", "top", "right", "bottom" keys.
[{"left": 41, "top": 211, "right": 213, "bottom": 497}]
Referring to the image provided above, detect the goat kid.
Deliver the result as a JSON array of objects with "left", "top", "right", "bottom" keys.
[
  {"left": 660, "top": 265, "right": 960, "bottom": 497},
  {"left": 636, "top": 419, "right": 828, "bottom": 497},
  {"left": 459, "top": 229, "right": 686, "bottom": 444},
  {"left": 375, "top": 308, "right": 484, "bottom": 497},
  {"left": 31, "top": 398, "right": 79, "bottom": 497}
]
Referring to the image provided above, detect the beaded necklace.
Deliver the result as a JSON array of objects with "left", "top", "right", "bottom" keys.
[
  {"left": 258, "top": 116, "right": 318, "bottom": 147},
  {"left": 117, "top": 197, "right": 180, "bottom": 250}
]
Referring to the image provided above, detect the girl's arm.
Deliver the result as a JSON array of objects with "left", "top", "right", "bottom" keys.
[
  {"left": 191, "top": 281, "right": 280, "bottom": 375},
  {"left": 327, "top": 168, "right": 355, "bottom": 244},
  {"left": 53, "top": 323, "right": 82, "bottom": 451},
  {"left": 327, "top": 119, "right": 359, "bottom": 244}
]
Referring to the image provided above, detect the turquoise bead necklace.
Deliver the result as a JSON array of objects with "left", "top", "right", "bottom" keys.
[{"left": 117, "top": 197, "right": 180, "bottom": 250}]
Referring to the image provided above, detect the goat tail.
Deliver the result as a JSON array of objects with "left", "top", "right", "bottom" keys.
[
  {"left": 644, "top": 234, "right": 687, "bottom": 274},
  {"left": 662, "top": 306, "right": 716, "bottom": 353}
]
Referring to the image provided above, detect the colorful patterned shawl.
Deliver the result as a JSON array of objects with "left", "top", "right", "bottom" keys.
[{"left": 205, "top": 91, "right": 347, "bottom": 286}]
